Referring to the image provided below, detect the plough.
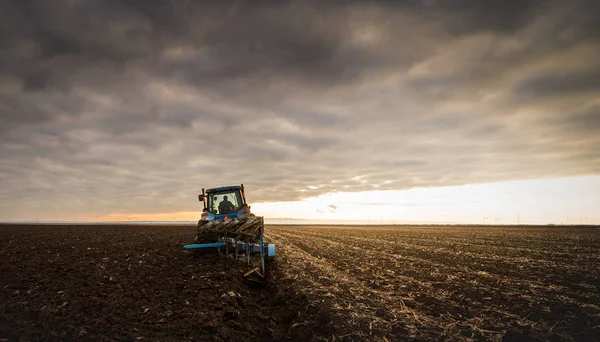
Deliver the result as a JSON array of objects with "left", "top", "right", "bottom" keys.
[{"left": 184, "top": 184, "right": 275, "bottom": 282}]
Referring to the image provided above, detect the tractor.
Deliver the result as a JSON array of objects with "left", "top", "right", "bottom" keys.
[{"left": 184, "top": 184, "right": 275, "bottom": 281}]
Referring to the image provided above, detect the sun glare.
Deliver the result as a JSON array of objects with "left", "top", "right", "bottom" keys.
[{"left": 251, "top": 176, "right": 600, "bottom": 224}]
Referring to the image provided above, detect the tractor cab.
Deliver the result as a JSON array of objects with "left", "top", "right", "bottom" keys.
[{"left": 198, "top": 184, "right": 250, "bottom": 221}]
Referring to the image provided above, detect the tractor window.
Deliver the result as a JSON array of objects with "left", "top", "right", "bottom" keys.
[{"left": 207, "top": 190, "right": 242, "bottom": 215}]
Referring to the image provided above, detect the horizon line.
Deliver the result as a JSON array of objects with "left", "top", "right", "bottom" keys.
[{"left": 0, "top": 220, "right": 597, "bottom": 228}]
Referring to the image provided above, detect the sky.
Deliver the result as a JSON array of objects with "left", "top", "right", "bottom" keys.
[{"left": 0, "top": 0, "right": 599, "bottom": 223}]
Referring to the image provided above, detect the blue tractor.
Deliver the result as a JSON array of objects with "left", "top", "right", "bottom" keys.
[{"left": 184, "top": 184, "right": 275, "bottom": 281}]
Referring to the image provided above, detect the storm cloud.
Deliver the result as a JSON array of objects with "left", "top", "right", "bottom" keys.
[{"left": 0, "top": 0, "right": 599, "bottom": 220}]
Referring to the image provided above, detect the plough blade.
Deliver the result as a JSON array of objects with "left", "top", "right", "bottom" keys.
[
  {"left": 189, "top": 216, "right": 274, "bottom": 281},
  {"left": 196, "top": 216, "right": 264, "bottom": 243},
  {"left": 243, "top": 267, "right": 262, "bottom": 278}
]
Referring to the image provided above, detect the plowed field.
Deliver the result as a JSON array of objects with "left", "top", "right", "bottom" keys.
[{"left": 1, "top": 224, "right": 599, "bottom": 341}]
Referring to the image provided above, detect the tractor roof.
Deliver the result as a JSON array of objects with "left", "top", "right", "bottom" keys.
[{"left": 206, "top": 185, "right": 242, "bottom": 193}]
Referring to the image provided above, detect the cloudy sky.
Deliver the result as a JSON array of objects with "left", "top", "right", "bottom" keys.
[{"left": 1, "top": 0, "right": 599, "bottom": 223}]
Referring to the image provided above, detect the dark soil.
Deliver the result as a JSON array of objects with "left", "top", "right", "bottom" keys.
[
  {"left": 1, "top": 224, "right": 599, "bottom": 341},
  {"left": 0, "top": 224, "right": 332, "bottom": 341}
]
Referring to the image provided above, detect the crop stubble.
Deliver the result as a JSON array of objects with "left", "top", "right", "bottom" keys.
[{"left": 268, "top": 225, "right": 600, "bottom": 341}]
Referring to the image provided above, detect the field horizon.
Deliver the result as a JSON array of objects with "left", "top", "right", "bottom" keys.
[{"left": 2, "top": 221, "right": 599, "bottom": 228}]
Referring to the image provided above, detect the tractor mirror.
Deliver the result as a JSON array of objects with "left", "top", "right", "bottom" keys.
[{"left": 198, "top": 194, "right": 204, "bottom": 202}]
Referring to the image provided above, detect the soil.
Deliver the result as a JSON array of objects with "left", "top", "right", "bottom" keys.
[
  {"left": 0, "top": 224, "right": 326, "bottom": 341},
  {"left": 1, "top": 224, "right": 599, "bottom": 341}
]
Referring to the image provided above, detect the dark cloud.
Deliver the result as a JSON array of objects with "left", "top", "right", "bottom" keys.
[
  {"left": 0, "top": 0, "right": 599, "bottom": 220},
  {"left": 514, "top": 69, "right": 600, "bottom": 98},
  {"left": 420, "top": 0, "right": 548, "bottom": 35},
  {"left": 566, "top": 108, "right": 600, "bottom": 133},
  {"left": 543, "top": 105, "right": 600, "bottom": 136}
]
